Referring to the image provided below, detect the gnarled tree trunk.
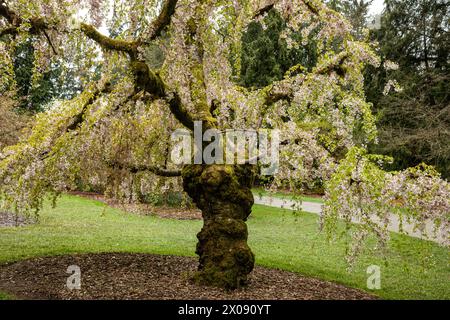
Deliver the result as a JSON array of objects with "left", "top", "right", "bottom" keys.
[{"left": 182, "top": 164, "right": 255, "bottom": 289}]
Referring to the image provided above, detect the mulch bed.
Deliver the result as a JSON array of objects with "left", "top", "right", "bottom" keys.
[{"left": 0, "top": 253, "right": 376, "bottom": 300}]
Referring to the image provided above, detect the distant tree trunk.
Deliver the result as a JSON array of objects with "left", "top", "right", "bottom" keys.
[{"left": 182, "top": 164, "right": 255, "bottom": 289}]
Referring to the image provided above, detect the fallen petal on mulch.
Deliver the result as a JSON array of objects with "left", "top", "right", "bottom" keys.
[{"left": 0, "top": 253, "right": 376, "bottom": 300}]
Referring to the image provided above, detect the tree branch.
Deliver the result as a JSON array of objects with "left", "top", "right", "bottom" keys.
[
  {"left": 130, "top": 61, "right": 166, "bottom": 96},
  {"left": 303, "top": 0, "right": 320, "bottom": 15},
  {"left": 0, "top": 1, "right": 51, "bottom": 36},
  {"left": 252, "top": 0, "right": 320, "bottom": 20},
  {"left": 66, "top": 82, "right": 112, "bottom": 131},
  {"left": 80, "top": 23, "right": 139, "bottom": 58},
  {"left": 43, "top": 29, "right": 57, "bottom": 55},
  {"left": 0, "top": 2, "right": 139, "bottom": 58},
  {"left": 252, "top": 3, "right": 275, "bottom": 19},
  {"left": 148, "top": 0, "right": 178, "bottom": 40},
  {"left": 0, "top": 0, "right": 196, "bottom": 133},
  {"left": 166, "top": 92, "right": 195, "bottom": 130},
  {"left": 0, "top": 26, "right": 16, "bottom": 37},
  {"left": 129, "top": 61, "right": 195, "bottom": 130},
  {"left": 0, "top": 1, "right": 18, "bottom": 25}
]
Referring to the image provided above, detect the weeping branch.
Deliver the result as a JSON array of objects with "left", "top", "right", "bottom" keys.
[
  {"left": 79, "top": 1, "right": 194, "bottom": 130},
  {"left": 263, "top": 51, "right": 349, "bottom": 105},
  {"left": 0, "top": 0, "right": 196, "bottom": 133},
  {"left": 106, "top": 159, "right": 182, "bottom": 177},
  {"left": 66, "top": 82, "right": 112, "bottom": 131},
  {"left": 314, "top": 51, "right": 349, "bottom": 75},
  {"left": 38, "top": 82, "right": 112, "bottom": 160},
  {"left": 128, "top": 61, "right": 195, "bottom": 130}
]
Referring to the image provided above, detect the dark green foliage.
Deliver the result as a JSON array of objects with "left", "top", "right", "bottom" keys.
[
  {"left": 239, "top": 9, "right": 317, "bottom": 88},
  {"left": 13, "top": 40, "right": 61, "bottom": 112},
  {"left": 366, "top": 0, "right": 450, "bottom": 178},
  {"left": 12, "top": 38, "right": 100, "bottom": 113}
]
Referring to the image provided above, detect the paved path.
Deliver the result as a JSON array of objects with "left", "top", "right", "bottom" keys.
[{"left": 253, "top": 195, "right": 447, "bottom": 245}]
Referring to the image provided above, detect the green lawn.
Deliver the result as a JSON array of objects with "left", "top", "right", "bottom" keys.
[
  {"left": 252, "top": 188, "right": 324, "bottom": 203},
  {"left": 0, "top": 194, "right": 448, "bottom": 300},
  {"left": 0, "top": 292, "right": 13, "bottom": 300}
]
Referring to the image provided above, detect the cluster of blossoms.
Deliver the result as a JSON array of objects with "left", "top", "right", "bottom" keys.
[
  {"left": 383, "top": 79, "right": 403, "bottom": 96},
  {"left": 321, "top": 147, "right": 450, "bottom": 264},
  {"left": 275, "top": 121, "right": 336, "bottom": 191},
  {"left": 383, "top": 60, "right": 399, "bottom": 71}
]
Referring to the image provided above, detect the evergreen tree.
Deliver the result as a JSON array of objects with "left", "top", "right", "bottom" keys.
[
  {"left": 366, "top": 0, "right": 450, "bottom": 178},
  {"left": 13, "top": 40, "right": 61, "bottom": 112},
  {"left": 239, "top": 9, "right": 317, "bottom": 88}
]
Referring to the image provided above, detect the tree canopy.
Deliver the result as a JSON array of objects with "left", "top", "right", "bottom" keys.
[{"left": 0, "top": 0, "right": 448, "bottom": 288}]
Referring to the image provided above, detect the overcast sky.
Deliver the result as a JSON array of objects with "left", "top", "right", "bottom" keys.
[{"left": 369, "top": 0, "right": 385, "bottom": 16}]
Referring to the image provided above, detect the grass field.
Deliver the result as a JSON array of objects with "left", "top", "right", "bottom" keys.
[
  {"left": 0, "top": 195, "right": 448, "bottom": 300},
  {"left": 0, "top": 292, "right": 13, "bottom": 300},
  {"left": 252, "top": 188, "right": 324, "bottom": 203}
]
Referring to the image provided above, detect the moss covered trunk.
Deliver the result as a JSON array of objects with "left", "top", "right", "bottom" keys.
[{"left": 182, "top": 164, "right": 255, "bottom": 289}]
